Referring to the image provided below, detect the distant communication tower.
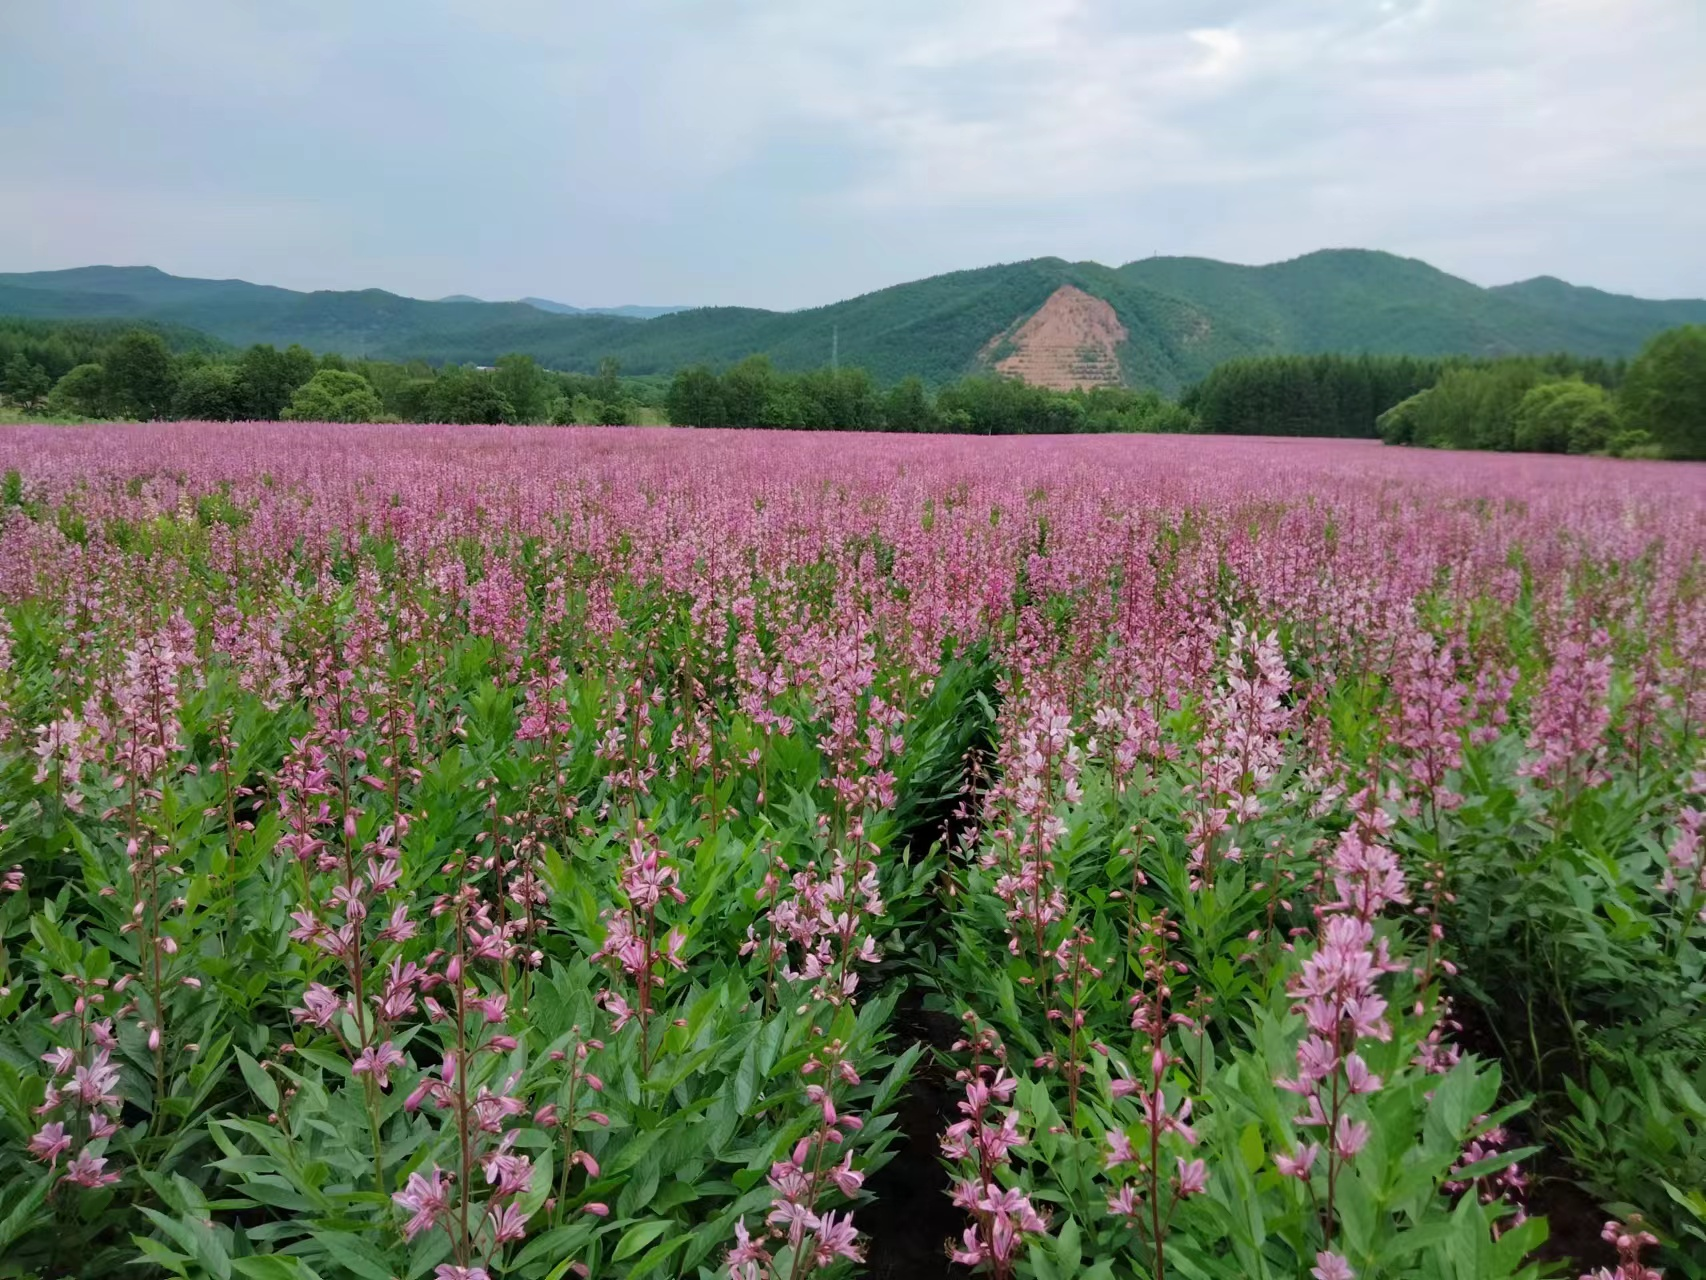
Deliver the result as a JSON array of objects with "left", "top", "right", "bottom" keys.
[{"left": 831, "top": 325, "right": 839, "bottom": 373}]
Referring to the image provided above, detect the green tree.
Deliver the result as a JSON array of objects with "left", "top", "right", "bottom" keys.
[
  {"left": 1512, "top": 381, "right": 1618, "bottom": 454},
  {"left": 47, "top": 363, "right": 110, "bottom": 418},
  {"left": 594, "top": 357, "right": 622, "bottom": 406},
  {"left": 2, "top": 354, "right": 52, "bottom": 408},
  {"left": 428, "top": 367, "right": 514, "bottom": 424},
  {"left": 171, "top": 363, "right": 241, "bottom": 421},
  {"left": 881, "top": 376, "right": 936, "bottom": 433},
  {"left": 721, "top": 356, "right": 777, "bottom": 427},
  {"left": 282, "top": 344, "right": 318, "bottom": 387},
  {"left": 1620, "top": 325, "right": 1706, "bottom": 460},
  {"left": 495, "top": 354, "right": 549, "bottom": 423},
  {"left": 235, "top": 345, "right": 304, "bottom": 419},
  {"left": 1377, "top": 389, "right": 1433, "bottom": 445},
  {"left": 105, "top": 329, "right": 179, "bottom": 418},
  {"left": 282, "top": 369, "right": 386, "bottom": 423},
  {"left": 665, "top": 366, "right": 726, "bottom": 427}
]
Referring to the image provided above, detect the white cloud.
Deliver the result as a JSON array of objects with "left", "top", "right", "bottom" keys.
[{"left": 1, "top": 0, "right": 1701, "bottom": 302}]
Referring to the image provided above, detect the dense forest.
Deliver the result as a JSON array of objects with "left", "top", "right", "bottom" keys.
[
  {"left": 1371, "top": 327, "right": 1706, "bottom": 460},
  {"left": 0, "top": 319, "right": 668, "bottom": 427},
  {"left": 1, "top": 317, "right": 1702, "bottom": 457},
  {"left": 0, "top": 319, "right": 1192, "bottom": 436},
  {"left": 1184, "top": 352, "right": 1627, "bottom": 437},
  {"left": 661, "top": 357, "right": 1196, "bottom": 434}
]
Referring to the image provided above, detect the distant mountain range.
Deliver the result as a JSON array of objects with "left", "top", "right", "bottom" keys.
[
  {"left": 2, "top": 252, "right": 1701, "bottom": 391},
  {"left": 437, "top": 293, "right": 691, "bottom": 320}
]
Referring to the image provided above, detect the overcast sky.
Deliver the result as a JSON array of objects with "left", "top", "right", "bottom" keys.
[{"left": 3, "top": 0, "right": 1702, "bottom": 309}]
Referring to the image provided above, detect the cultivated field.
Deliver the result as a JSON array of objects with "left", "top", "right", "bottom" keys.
[{"left": 0, "top": 424, "right": 1702, "bottom": 1280}]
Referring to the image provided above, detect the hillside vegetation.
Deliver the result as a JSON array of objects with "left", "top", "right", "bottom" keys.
[{"left": 3, "top": 251, "right": 1702, "bottom": 392}]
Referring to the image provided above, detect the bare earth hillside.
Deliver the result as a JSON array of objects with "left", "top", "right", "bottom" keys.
[{"left": 983, "top": 284, "right": 1127, "bottom": 389}]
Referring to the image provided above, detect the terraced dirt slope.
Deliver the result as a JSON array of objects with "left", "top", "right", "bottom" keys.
[{"left": 983, "top": 285, "right": 1127, "bottom": 389}]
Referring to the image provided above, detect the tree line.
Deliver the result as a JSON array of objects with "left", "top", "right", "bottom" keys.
[
  {"left": 662, "top": 356, "right": 1197, "bottom": 434},
  {"left": 0, "top": 321, "right": 664, "bottom": 426},
  {"left": 1375, "top": 327, "right": 1704, "bottom": 459},
  {"left": 2, "top": 316, "right": 1702, "bottom": 459}
]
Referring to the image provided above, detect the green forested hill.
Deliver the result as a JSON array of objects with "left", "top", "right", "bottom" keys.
[{"left": 1, "top": 252, "right": 1698, "bottom": 391}]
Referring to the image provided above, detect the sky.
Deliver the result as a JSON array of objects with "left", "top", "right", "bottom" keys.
[{"left": 3, "top": 0, "right": 1702, "bottom": 310}]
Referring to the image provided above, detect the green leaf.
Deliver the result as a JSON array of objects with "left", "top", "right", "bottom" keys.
[
  {"left": 613, "top": 1220, "right": 671, "bottom": 1261},
  {"left": 1054, "top": 1215, "right": 1081, "bottom": 1272},
  {"left": 733, "top": 1037, "right": 761, "bottom": 1115},
  {"left": 236, "top": 1049, "right": 281, "bottom": 1111},
  {"left": 233, "top": 1258, "right": 318, "bottom": 1280},
  {"left": 308, "top": 1230, "right": 397, "bottom": 1280},
  {"left": 1238, "top": 1121, "right": 1265, "bottom": 1173},
  {"left": 0, "top": 1171, "right": 51, "bottom": 1251},
  {"left": 139, "top": 1206, "right": 233, "bottom": 1280}
]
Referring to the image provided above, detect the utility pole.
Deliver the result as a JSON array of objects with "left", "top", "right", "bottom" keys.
[{"left": 831, "top": 325, "right": 839, "bottom": 373}]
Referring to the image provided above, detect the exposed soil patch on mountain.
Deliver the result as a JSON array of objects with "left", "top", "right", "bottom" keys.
[{"left": 982, "top": 285, "right": 1127, "bottom": 390}]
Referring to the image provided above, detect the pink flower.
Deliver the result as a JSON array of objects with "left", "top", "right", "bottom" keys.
[
  {"left": 600, "top": 991, "right": 634, "bottom": 1032},
  {"left": 1173, "top": 1157, "right": 1209, "bottom": 1197},
  {"left": 829, "top": 1152, "right": 863, "bottom": 1196},
  {"left": 41, "top": 1047, "right": 75, "bottom": 1076},
  {"left": 1105, "top": 1127, "right": 1135, "bottom": 1168},
  {"left": 351, "top": 1041, "right": 406, "bottom": 1090},
  {"left": 812, "top": 1211, "right": 863, "bottom": 1265},
  {"left": 1107, "top": 1184, "right": 1140, "bottom": 1218},
  {"left": 62, "top": 1149, "right": 121, "bottom": 1188},
  {"left": 1333, "top": 1115, "right": 1371, "bottom": 1160},
  {"left": 726, "top": 1218, "right": 771, "bottom": 1279},
  {"left": 1312, "top": 1251, "right": 1355, "bottom": 1280},
  {"left": 950, "top": 1225, "right": 989, "bottom": 1267},
  {"left": 28, "top": 1121, "right": 71, "bottom": 1166},
  {"left": 393, "top": 1168, "right": 450, "bottom": 1241},
  {"left": 1342, "top": 1053, "right": 1381, "bottom": 1095},
  {"left": 1274, "top": 1143, "right": 1320, "bottom": 1180},
  {"left": 292, "top": 983, "right": 343, "bottom": 1029},
  {"left": 487, "top": 1200, "right": 530, "bottom": 1244},
  {"left": 377, "top": 902, "right": 418, "bottom": 942}
]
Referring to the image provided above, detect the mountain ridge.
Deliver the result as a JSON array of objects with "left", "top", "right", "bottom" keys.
[{"left": 1, "top": 251, "right": 1700, "bottom": 392}]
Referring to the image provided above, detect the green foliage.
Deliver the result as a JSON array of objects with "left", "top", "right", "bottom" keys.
[
  {"left": 1377, "top": 362, "right": 1547, "bottom": 450},
  {"left": 170, "top": 362, "right": 242, "bottom": 422},
  {"left": 281, "top": 369, "right": 387, "bottom": 423},
  {"left": 1, "top": 354, "right": 52, "bottom": 408},
  {"left": 46, "top": 362, "right": 111, "bottom": 418},
  {"left": 1373, "top": 327, "right": 1699, "bottom": 460},
  {"left": 104, "top": 329, "right": 179, "bottom": 419},
  {"left": 1184, "top": 353, "right": 1446, "bottom": 437},
  {"left": 1511, "top": 380, "right": 1619, "bottom": 454},
  {"left": 663, "top": 362, "right": 1195, "bottom": 434},
  {"left": 1620, "top": 324, "right": 1706, "bottom": 459},
  {"left": 663, "top": 365, "right": 725, "bottom": 427},
  {"left": 427, "top": 366, "right": 515, "bottom": 424},
  {"left": 235, "top": 344, "right": 318, "bottom": 420},
  {"left": 880, "top": 376, "right": 934, "bottom": 433},
  {"left": 936, "top": 375, "right": 1085, "bottom": 435},
  {"left": 495, "top": 354, "right": 550, "bottom": 423}
]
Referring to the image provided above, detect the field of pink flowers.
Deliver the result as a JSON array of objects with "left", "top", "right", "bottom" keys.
[{"left": 0, "top": 423, "right": 1702, "bottom": 1280}]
